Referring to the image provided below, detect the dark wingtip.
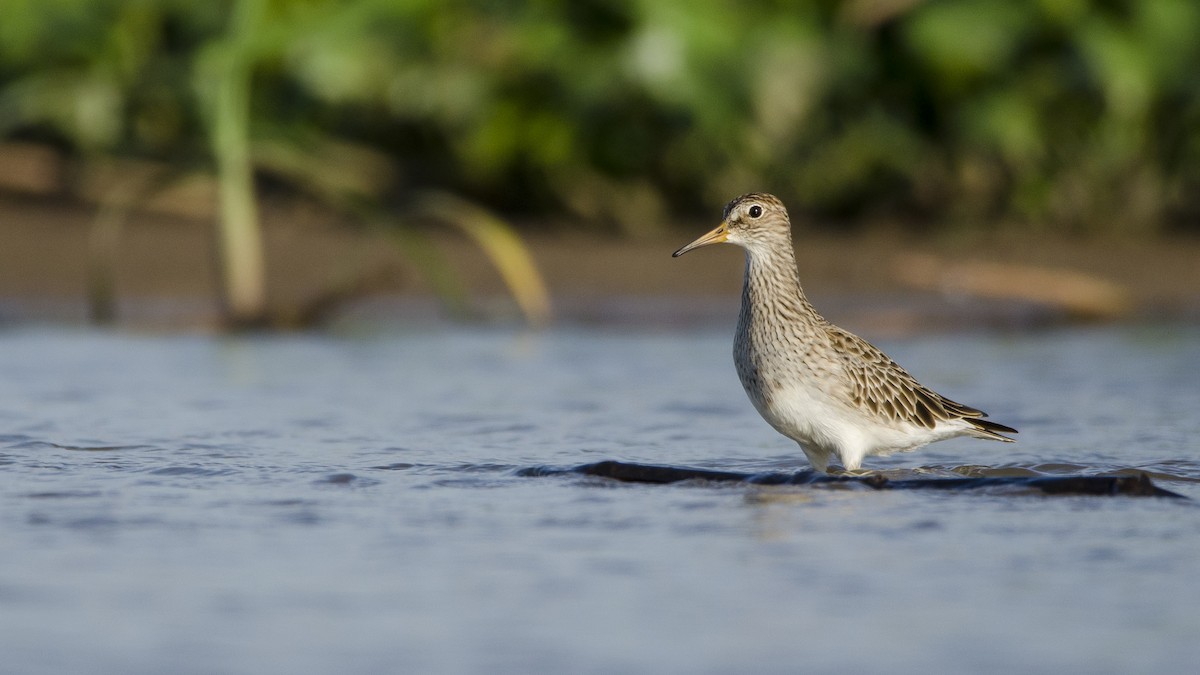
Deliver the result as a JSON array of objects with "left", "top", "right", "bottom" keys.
[{"left": 972, "top": 418, "right": 1018, "bottom": 441}]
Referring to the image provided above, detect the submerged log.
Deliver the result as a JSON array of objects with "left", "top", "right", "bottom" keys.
[{"left": 520, "top": 460, "right": 1185, "bottom": 498}]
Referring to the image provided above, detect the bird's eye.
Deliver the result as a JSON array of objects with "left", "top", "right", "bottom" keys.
[{"left": 748, "top": 205, "right": 763, "bottom": 218}]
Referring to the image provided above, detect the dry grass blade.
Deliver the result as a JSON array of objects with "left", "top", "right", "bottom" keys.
[
  {"left": 894, "top": 253, "right": 1132, "bottom": 320},
  {"left": 416, "top": 192, "right": 552, "bottom": 326}
]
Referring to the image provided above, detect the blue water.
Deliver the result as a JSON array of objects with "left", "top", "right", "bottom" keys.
[{"left": 1, "top": 324, "right": 1198, "bottom": 674}]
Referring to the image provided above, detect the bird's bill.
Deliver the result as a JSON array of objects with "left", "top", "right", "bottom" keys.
[{"left": 672, "top": 222, "right": 728, "bottom": 257}]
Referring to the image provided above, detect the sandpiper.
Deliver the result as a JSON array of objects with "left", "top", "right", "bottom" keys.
[{"left": 673, "top": 193, "right": 1016, "bottom": 472}]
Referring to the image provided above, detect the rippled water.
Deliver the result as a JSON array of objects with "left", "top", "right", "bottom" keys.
[{"left": 2, "top": 323, "right": 1199, "bottom": 674}]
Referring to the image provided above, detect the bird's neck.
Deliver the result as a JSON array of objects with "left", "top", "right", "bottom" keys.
[{"left": 738, "top": 237, "right": 820, "bottom": 327}]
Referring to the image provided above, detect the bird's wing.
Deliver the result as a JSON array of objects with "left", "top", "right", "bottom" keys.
[{"left": 826, "top": 325, "right": 986, "bottom": 429}]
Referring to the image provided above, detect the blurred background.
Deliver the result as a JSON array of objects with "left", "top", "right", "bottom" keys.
[
  {"left": 4, "top": 7, "right": 1200, "bottom": 671},
  {"left": 1, "top": 0, "right": 1198, "bottom": 330}
]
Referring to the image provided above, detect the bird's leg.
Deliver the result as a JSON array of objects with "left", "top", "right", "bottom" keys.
[{"left": 800, "top": 445, "right": 831, "bottom": 473}]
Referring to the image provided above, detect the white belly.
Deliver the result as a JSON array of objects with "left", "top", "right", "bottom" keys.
[{"left": 747, "top": 381, "right": 971, "bottom": 470}]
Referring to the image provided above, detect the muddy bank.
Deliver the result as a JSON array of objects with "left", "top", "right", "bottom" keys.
[{"left": 1, "top": 196, "right": 1198, "bottom": 331}]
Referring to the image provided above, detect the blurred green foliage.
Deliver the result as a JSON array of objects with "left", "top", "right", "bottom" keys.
[{"left": 2, "top": 0, "right": 1199, "bottom": 233}]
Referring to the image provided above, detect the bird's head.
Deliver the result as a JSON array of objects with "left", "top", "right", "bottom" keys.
[{"left": 672, "top": 193, "right": 791, "bottom": 258}]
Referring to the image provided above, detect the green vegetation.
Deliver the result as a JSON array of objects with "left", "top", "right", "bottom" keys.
[
  {"left": 3, "top": 0, "right": 1199, "bottom": 236},
  {"left": 199, "top": 0, "right": 268, "bottom": 325}
]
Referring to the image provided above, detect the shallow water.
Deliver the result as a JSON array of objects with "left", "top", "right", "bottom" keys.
[{"left": 2, "top": 323, "right": 1199, "bottom": 674}]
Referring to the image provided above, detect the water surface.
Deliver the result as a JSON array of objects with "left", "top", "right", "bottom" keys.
[{"left": 2, "top": 324, "right": 1198, "bottom": 674}]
